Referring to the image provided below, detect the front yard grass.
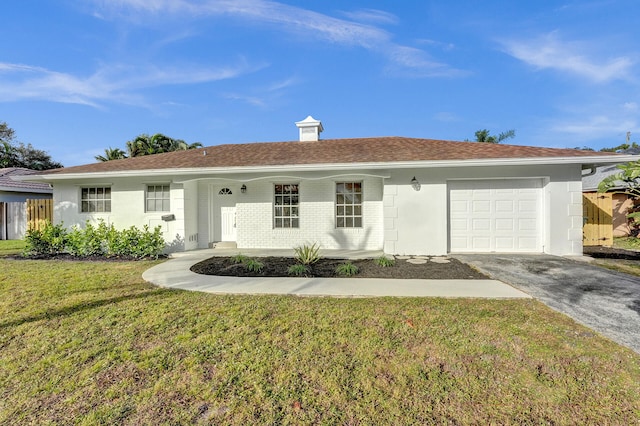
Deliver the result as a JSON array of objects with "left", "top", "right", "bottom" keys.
[
  {"left": 1, "top": 258, "right": 639, "bottom": 424},
  {"left": 592, "top": 258, "right": 640, "bottom": 277},
  {"left": 614, "top": 236, "right": 640, "bottom": 251},
  {"left": 0, "top": 239, "right": 26, "bottom": 257},
  {"left": 589, "top": 237, "right": 640, "bottom": 277}
]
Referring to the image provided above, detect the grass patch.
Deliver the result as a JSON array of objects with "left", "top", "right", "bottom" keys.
[
  {"left": 1, "top": 258, "right": 639, "bottom": 424},
  {"left": 614, "top": 237, "right": 640, "bottom": 251},
  {"left": 592, "top": 259, "right": 640, "bottom": 277},
  {"left": 0, "top": 240, "right": 26, "bottom": 257}
]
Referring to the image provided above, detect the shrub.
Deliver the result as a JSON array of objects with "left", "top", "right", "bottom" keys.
[
  {"left": 22, "top": 220, "right": 165, "bottom": 259},
  {"left": 23, "top": 221, "right": 67, "bottom": 255},
  {"left": 287, "top": 264, "right": 310, "bottom": 276},
  {"left": 114, "top": 225, "right": 165, "bottom": 259},
  {"left": 336, "top": 261, "right": 359, "bottom": 277},
  {"left": 66, "top": 220, "right": 111, "bottom": 256},
  {"left": 245, "top": 259, "right": 264, "bottom": 273},
  {"left": 132, "top": 225, "right": 165, "bottom": 259},
  {"left": 375, "top": 256, "right": 395, "bottom": 267},
  {"left": 294, "top": 243, "right": 321, "bottom": 265}
]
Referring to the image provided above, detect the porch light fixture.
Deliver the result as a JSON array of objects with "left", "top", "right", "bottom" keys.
[
  {"left": 411, "top": 176, "right": 421, "bottom": 191},
  {"left": 241, "top": 184, "right": 247, "bottom": 194}
]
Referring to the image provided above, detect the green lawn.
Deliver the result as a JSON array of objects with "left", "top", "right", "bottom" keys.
[
  {"left": 0, "top": 239, "right": 25, "bottom": 257},
  {"left": 1, "top": 257, "right": 639, "bottom": 424},
  {"left": 614, "top": 236, "right": 640, "bottom": 251},
  {"left": 591, "top": 237, "right": 640, "bottom": 277}
]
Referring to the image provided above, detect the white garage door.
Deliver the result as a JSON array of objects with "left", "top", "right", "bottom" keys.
[{"left": 448, "top": 179, "right": 543, "bottom": 253}]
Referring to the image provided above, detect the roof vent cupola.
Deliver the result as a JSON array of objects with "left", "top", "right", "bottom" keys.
[{"left": 295, "top": 115, "right": 323, "bottom": 142}]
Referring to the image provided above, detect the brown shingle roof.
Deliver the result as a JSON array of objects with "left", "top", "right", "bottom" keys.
[{"left": 41, "top": 137, "right": 617, "bottom": 175}]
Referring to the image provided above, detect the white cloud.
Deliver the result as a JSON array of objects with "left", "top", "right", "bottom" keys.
[
  {"left": 266, "top": 76, "right": 299, "bottom": 92},
  {"left": 222, "top": 93, "right": 266, "bottom": 107},
  {"left": 90, "top": 0, "right": 464, "bottom": 78},
  {"left": 552, "top": 115, "right": 636, "bottom": 138},
  {"left": 0, "top": 60, "right": 259, "bottom": 107},
  {"left": 501, "top": 32, "right": 634, "bottom": 83},
  {"left": 340, "top": 8, "right": 399, "bottom": 25},
  {"left": 384, "top": 45, "right": 467, "bottom": 78},
  {"left": 433, "top": 112, "right": 459, "bottom": 122}
]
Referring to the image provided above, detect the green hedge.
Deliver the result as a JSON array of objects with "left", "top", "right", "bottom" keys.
[{"left": 24, "top": 220, "right": 165, "bottom": 259}]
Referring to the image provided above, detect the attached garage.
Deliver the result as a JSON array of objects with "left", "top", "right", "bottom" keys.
[{"left": 448, "top": 179, "right": 543, "bottom": 253}]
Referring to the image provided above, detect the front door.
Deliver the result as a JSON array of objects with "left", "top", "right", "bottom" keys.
[{"left": 221, "top": 206, "right": 237, "bottom": 242}]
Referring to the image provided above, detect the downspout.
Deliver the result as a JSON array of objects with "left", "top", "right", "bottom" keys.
[{"left": 581, "top": 166, "right": 597, "bottom": 177}]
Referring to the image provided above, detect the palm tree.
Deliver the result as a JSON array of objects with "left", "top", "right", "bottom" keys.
[
  {"left": 472, "top": 129, "right": 516, "bottom": 144},
  {"left": 125, "top": 133, "right": 203, "bottom": 158},
  {"left": 126, "top": 134, "right": 156, "bottom": 157},
  {"left": 95, "top": 147, "right": 127, "bottom": 162}
]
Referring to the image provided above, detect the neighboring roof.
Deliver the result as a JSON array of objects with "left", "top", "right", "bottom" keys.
[
  {"left": 0, "top": 168, "right": 53, "bottom": 193},
  {"left": 582, "top": 164, "right": 622, "bottom": 192},
  {"left": 21, "top": 137, "right": 633, "bottom": 180}
]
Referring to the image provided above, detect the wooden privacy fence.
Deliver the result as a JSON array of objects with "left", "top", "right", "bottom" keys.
[
  {"left": 27, "top": 199, "right": 53, "bottom": 231},
  {"left": 0, "top": 199, "right": 52, "bottom": 240},
  {"left": 583, "top": 193, "right": 613, "bottom": 246}
]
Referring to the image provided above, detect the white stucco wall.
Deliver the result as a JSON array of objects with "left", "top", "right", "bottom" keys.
[
  {"left": 49, "top": 162, "right": 584, "bottom": 256},
  {"left": 52, "top": 177, "right": 185, "bottom": 252},
  {"left": 383, "top": 164, "right": 583, "bottom": 256}
]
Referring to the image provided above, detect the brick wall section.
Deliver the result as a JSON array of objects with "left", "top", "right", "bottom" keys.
[{"left": 235, "top": 177, "right": 384, "bottom": 250}]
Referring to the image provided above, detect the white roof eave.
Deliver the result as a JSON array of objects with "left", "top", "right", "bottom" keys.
[{"left": 15, "top": 155, "right": 638, "bottom": 182}]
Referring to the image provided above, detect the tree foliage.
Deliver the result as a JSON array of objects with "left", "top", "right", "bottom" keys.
[
  {"left": 599, "top": 142, "right": 640, "bottom": 153},
  {"left": 95, "top": 147, "right": 127, "bottom": 162},
  {"left": 0, "top": 121, "right": 63, "bottom": 170},
  {"left": 598, "top": 160, "right": 640, "bottom": 232},
  {"left": 598, "top": 160, "right": 640, "bottom": 198},
  {"left": 96, "top": 133, "right": 203, "bottom": 161},
  {"left": 469, "top": 129, "right": 516, "bottom": 144}
]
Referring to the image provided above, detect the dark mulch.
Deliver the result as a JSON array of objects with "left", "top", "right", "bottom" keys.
[
  {"left": 190, "top": 256, "right": 489, "bottom": 279},
  {"left": 582, "top": 246, "right": 640, "bottom": 260},
  {"left": 583, "top": 246, "right": 640, "bottom": 261}
]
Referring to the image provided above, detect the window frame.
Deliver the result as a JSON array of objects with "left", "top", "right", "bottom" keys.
[
  {"left": 146, "top": 184, "right": 171, "bottom": 212},
  {"left": 274, "top": 183, "right": 299, "bottom": 228},
  {"left": 335, "top": 181, "right": 363, "bottom": 228},
  {"left": 80, "top": 186, "right": 112, "bottom": 213}
]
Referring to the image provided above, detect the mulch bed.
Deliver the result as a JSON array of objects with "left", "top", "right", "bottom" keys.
[
  {"left": 190, "top": 256, "right": 489, "bottom": 279},
  {"left": 583, "top": 246, "right": 640, "bottom": 261}
]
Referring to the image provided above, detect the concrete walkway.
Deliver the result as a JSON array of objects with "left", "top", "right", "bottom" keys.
[{"left": 142, "top": 248, "right": 531, "bottom": 299}]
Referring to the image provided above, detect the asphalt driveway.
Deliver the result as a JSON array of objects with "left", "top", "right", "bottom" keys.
[{"left": 453, "top": 254, "right": 640, "bottom": 353}]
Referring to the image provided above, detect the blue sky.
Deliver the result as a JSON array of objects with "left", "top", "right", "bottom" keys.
[{"left": 1, "top": 0, "right": 639, "bottom": 166}]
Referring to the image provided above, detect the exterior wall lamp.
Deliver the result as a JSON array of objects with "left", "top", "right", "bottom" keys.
[
  {"left": 411, "top": 176, "right": 421, "bottom": 191},
  {"left": 241, "top": 184, "right": 247, "bottom": 193}
]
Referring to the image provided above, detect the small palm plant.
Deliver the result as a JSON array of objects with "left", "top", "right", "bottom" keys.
[
  {"left": 293, "top": 243, "right": 321, "bottom": 265},
  {"left": 336, "top": 261, "right": 359, "bottom": 277},
  {"left": 287, "top": 264, "right": 310, "bottom": 276},
  {"left": 375, "top": 256, "right": 395, "bottom": 267},
  {"left": 244, "top": 259, "right": 264, "bottom": 273}
]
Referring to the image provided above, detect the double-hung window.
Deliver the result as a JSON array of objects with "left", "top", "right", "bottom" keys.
[
  {"left": 336, "top": 182, "right": 362, "bottom": 228},
  {"left": 81, "top": 187, "right": 111, "bottom": 212},
  {"left": 274, "top": 184, "right": 299, "bottom": 228},
  {"left": 146, "top": 184, "right": 170, "bottom": 212}
]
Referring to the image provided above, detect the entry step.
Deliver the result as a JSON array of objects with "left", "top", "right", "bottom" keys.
[{"left": 210, "top": 241, "right": 237, "bottom": 249}]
